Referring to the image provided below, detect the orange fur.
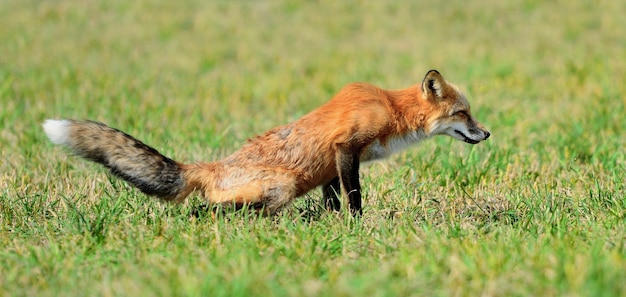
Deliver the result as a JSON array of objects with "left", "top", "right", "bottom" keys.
[{"left": 44, "top": 70, "right": 490, "bottom": 215}]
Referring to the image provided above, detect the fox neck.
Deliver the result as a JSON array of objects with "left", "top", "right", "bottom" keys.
[
  {"left": 360, "top": 85, "right": 434, "bottom": 162},
  {"left": 387, "top": 85, "right": 433, "bottom": 135}
]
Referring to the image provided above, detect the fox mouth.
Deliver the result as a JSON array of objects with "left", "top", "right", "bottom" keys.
[{"left": 454, "top": 130, "right": 480, "bottom": 144}]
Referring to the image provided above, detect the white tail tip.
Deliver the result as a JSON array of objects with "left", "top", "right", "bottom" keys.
[{"left": 43, "top": 119, "right": 71, "bottom": 145}]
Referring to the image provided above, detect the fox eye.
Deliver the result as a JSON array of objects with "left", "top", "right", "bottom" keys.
[{"left": 453, "top": 110, "right": 468, "bottom": 117}]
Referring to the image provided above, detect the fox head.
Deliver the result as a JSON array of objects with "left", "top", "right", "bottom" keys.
[{"left": 421, "top": 70, "right": 490, "bottom": 144}]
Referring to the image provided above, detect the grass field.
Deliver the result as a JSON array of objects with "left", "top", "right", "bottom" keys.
[{"left": 1, "top": 0, "right": 625, "bottom": 296}]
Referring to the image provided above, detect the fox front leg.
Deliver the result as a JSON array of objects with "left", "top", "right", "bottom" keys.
[
  {"left": 322, "top": 176, "right": 341, "bottom": 211},
  {"left": 335, "top": 147, "right": 362, "bottom": 215}
]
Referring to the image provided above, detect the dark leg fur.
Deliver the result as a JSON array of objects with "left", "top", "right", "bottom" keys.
[
  {"left": 336, "top": 150, "right": 362, "bottom": 215},
  {"left": 323, "top": 176, "right": 341, "bottom": 211}
]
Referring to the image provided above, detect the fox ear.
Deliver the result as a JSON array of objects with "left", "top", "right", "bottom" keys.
[{"left": 421, "top": 69, "right": 446, "bottom": 100}]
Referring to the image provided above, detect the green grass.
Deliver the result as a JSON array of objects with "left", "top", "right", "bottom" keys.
[{"left": 2, "top": 0, "right": 626, "bottom": 296}]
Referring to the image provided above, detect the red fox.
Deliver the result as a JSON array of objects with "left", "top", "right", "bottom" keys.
[{"left": 43, "top": 70, "right": 490, "bottom": 215}]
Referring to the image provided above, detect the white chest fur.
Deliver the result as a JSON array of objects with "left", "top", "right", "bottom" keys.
[{"left": 361, "top": 130, "right": 428, "bottom": 162}]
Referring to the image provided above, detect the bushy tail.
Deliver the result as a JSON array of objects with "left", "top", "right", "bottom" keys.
[{"left": 43, "top": 119, "right": 192, "bottom": 201}]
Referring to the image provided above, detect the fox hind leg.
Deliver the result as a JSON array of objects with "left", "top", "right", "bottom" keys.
[
  {"left": 262, "top": 183, "right": 298, "bottom": 215},
  {"left": 204, "top": 175, "right": 298, "bottom": 215}
]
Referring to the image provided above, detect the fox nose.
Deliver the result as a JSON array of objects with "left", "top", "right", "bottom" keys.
[{"left": 484, "top": 131, "right": 491, "bottom": 139}]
